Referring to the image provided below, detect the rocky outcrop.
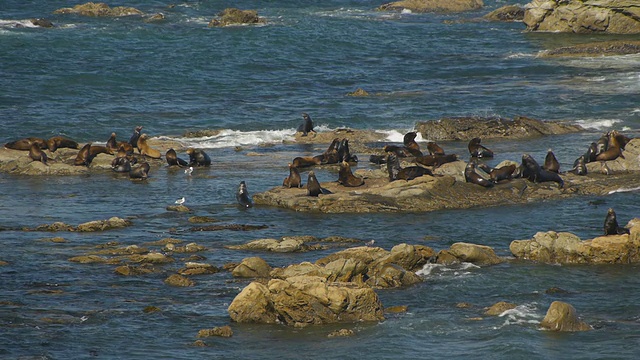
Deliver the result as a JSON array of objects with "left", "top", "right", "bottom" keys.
[
  {"left": 227, "top": 276, "right": 384, "bottom": 326},
  {"left": 537, "top": 40, "right": 640, "bottom": 57},
  {"left": 524, "top": 0, "right": 640, "bottom": 34},
  {"left": 53, "top": 2, "right": 144, "bottom": 17},
  {"left": 415, "top": 116, "right": 583, "bottom": 141},
  {"left": 510, "top": 219, "right": 640, "bottom": 264},
  {"left": 28, "top": 217, "right": 132, "bottom": 232},
  {"left": 437, "top": 242, "right": 503, "bottom": 266},
  {"left": 377, "top": 0, "right": 483, "bottom": 13},
  {"left": 208, "top": 8, "right": 266, "bottom": 27},
  {"left": 483, "top": 5, "right": 525, "bottom": 21},
  {"left": 540, "top": 301, "right": 591, "bottom": 331},
  {"left": 232, "top": 257, "right": 272, "bottom": 278}
]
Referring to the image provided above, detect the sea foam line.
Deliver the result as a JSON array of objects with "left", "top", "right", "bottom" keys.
[{"left": 608, "top": 186, "right": 640, "bottom": 195}]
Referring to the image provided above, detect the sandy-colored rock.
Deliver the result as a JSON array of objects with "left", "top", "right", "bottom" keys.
[
  {"left": 483, "top": 5, "right": 524, "bottom": 21},
  {"left": 197, "top": 325, "right": 233, "bottom": 338},
  {"left": 232, "top": 257, "right": 272, "bottom": 278},
  {"left": 178, "top": 262, "right": 219, "bottom": 276},
  {"left": 484, "top": 301, "right": 517, "bottom": 316},
  {"left": 539, "top": 301, "right": 591, "bottom": 331},
  {"left": 164, "top": 274, "right": 195, "bottom": 287},
  {"left": 447, "top": 242, "right": 503, "bottom": 266},
  {"left": 114, "top": 264, "right": 156, "bottom": 276},
  {"left": 208, "top": 8, "right": 266, "bottom": 27},
  {"left": 327, "top": 329, "right": 355, "bottom": 337},
  {"left": 53, "top": 2, "right": 143, "bottom": 17},
  {"left": 76, "top": 217, "right": 132, "bottom": 232},
  {"left": 225, "top": 237, "right": 307, "bottom": 253},
  {"left": 129, "top": 252, "right": 174, "bottom": 264},
  {"left": 68, "top": 255, "right": 109, "bottom": 264},
  {"left": 377, "top": 0, "right": 483, "bottom": 13},
  {"left": 538, "top": 40, "right": 640, "bottom": 58}
]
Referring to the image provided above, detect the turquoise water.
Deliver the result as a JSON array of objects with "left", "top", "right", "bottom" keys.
[{"left": 2, "top": 1, "right": 640, "bottom": 359}]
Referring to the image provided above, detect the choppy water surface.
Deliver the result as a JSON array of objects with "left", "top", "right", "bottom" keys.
[{"left": 1, "top": 1, "right": 640, "bottom": 359}]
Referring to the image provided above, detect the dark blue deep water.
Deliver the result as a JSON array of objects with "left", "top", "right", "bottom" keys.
[{"left": 1, "top": 1, "right": 640, "bottom": 359}]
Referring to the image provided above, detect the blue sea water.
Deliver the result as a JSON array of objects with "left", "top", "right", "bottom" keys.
[{"left": 1, "top": 1, "right": 640, "bottom": 359}]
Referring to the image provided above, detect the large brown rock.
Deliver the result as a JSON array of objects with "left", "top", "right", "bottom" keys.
[
  {"left": 228, "top": 276, "right": 384, "bottom": 326},
  {"left": 540, "top": 301, "right": 591, "bottom": 331},
  {"left": 483, "top": 5, "right": 525, "bottom": 21},
  {"left": 232, "top": 257, "right": 272, "bottom": 278},
  {"left": 377, "top": 0, "right": 483, "bottom": 13},
  {"left": 208, "top": 8, "right": 266, "bottom": 27},
  {"left": 524, "top": 0, "right": 640, "bottom": 34},
  {"left": 76, "top": 217, "right": 132, "bottom": 232},
  {"left": 510, "top": 219, "right": 640, "bottom": 264},
  {"left": 53, "top": 2, "right": 144, "bottom": 17},
  {"left": 447, "top": 242, "right": 503, "bottom": 266}
]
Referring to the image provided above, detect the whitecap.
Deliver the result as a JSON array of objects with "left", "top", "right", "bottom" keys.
[
  {"left": 0, "top": 19, "right": 39, "bottom": 29},
  {"left": 574, "top": 118, "right": 623, "bottom": 130},
  {"left": 496, "top": 303, "right": 542, "bottom": 328},
  {"left": 506, "top": 52, "right": 535, "bottom": 59},
  {"left": 378, "top": 129, "right": 425, "bottom": 143},
  {"left": 401, "top": 9, "right": 413, "bottom": 14},
  {"left": 608, "top": 185, "right": 640, "bottom": 195},
  {"left": 159, "top": 128, "right": 296, "bottom": 149}
]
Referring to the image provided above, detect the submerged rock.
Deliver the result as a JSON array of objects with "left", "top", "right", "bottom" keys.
[
  {"left": 197, "top": 326, "right": 233, "bottom": 338},
  {"left": 539, "top": 301, "right": 591, "bottom": 332},
  {"left": 208, "top": 8, "right": 266, "bottom": 27},
  {"left": 538, "top": 41, "right": 640, "bottom": 58},
  {"left": 524, "top": 0, "right": 640, "bottom": 34},
  {"left": 484, "top": 301, "right": 516, "bottom": 316},
  {"left": 76, "top": 217, "right": 132, "bottom": 232}
]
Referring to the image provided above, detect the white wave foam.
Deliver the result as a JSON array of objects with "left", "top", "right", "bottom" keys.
[
  {"left": 415, "top": 262, "right": 480, "bottom": 277},
  {"left": 0, "top": 19, "right": 39, "bottom": 29},
  {"left": 379, "top": 129, "right": 425, "bottom": 143},
  {"left": 494, "top": 303, "right": 542, "bottom": 329},
  {"left": 506, "top": 52, "right": 535, "bottom": 59},
  {"left": 574, "top": 118, "right": 623, "bottom": 130},
  {"left": 161, "top": 128, "right": 296, "bottom": 149},
  {"left": 401, "top": 9, "right": 413, "bottom": 14},
  {"left": 608, "top": 185, "right": 640, "bottom": 195}
]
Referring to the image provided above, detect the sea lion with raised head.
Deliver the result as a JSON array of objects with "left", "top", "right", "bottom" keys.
[
  {"left": 337, "top": 138, "right": 358, "bottom": 163},
  {"left": 186, "top": 148, "right": 211, "bottom": 166},
  {"left": 595, "top": 130, "right": 624, "bottom": 162},
  {"left": 129, "top": 126, "right": 143, "bottom": 150},
  {"left": 521, "top": 153, "right": 564, "bottom": 188},
  {"left": 306, "top": 170, "right": 332, "bottom": 196},
  {"left": 28, "top": 143, "right": 48, "bottom": 165},
  {"left": 166, "top": 148, "right": 189, "bottom": 167},
  {"left": 5, "top": 137, "right": 48, "bottom": 151},
  {"left": 595, "top": 133, "right": 609, "bottom": 156},
  {"left": 338, "top": 161, "right": 364, "bottom": 187},
  {"left": 297, "top": 113, "right": 315, "bottom": 136},
  {"left": 283, "top": 163, "right": 302, "bottom": 188},
  {"left": 321, "top": 138, "right": 341, "bottom": 164},
  {"left": 236, "top": 181, "right": 253, "bottom": 208},
  {"left": 129, "top": 162, "right": 150, "bottom": 179},
  {"left": 47, "top": 136, "right": 78, "bottom": 152},
  {"left": 74, "top": 143, "right": 92, "bottom": 166},
  {"left": 137, "top": 134, "right": 162, "bottom": 159},
  {"left": 468, "top": 137, "right": 494, "bottom": 158},
  {"left": 403, "top": 131, "right": 423, "bottom": 157},
  {"left": 465, "top": 161, "right": 494, "bottom": 188},
  {"left": 106, "top": 133, "right": 118, "bottom": 153},
  {"left": 489, "top": 164, "right": 516, "bottom": 183},
  {"left": 426, "top": 141, "right": 445, "bottom": 156},
  {"left": 570, "top": 156, "right": 587, "bottom": 176},
  {"left": 543, "top": 149, "right": 560, "bottom": 173},
  {"left": 604, "top": 208, "right": 629, "bottom": 236}
]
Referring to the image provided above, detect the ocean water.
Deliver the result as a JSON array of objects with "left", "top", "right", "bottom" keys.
[{"left": 1, "top": 1, "right": 640, "bottom": 359}]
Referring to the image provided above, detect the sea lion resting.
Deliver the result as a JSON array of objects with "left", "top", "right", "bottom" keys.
[
  {"left": 292, "top": 155, "right": 323, "bottom": 168},
  {"left": 464, "top": 161, "right": 493, "bottom": 188},
  {"left": 47, "top": 136, "right": 79, "bottom": 152},
  {"left": 166, "top": 148, "right": 188, "bottom": 167},
  {"left": 338, "top": 161, "right": 364, "bottom": 187},
  {"left": 520, "top": 153, "right": 564, "bottom": 188},
  {"left": 595, "top": 130, "right": 624, "bottom": 162},
  {"left": 28, "top": 143, "right": 48, "bottom": 165},
  {"left": 468, "top": 137, "right": 494, "bottom": 158},
  {"left": 74, "top": 143, "right": 92, "bottom": 166},
  {"left": 489, "top": 164, "right": 516, "bottom": 183},
  {"left": 426, "top": 141, "right": 445, "bottom": 156},
  {"left": 129, "top": 162, "right": 150, "bottom": 179},
  {"left": 386, "top": 153, "right": 432, "bottom": 181},
  {"left": 5, "top": 137, "right": 48, "bottom": 151},
  {"left": 403, "top": 131, "right": 423, "bottom": 157},
  {"left": 111, "top": 156, "right": 131, "bottom": 173},
  {"left": 283, "top": 163, "right": 302, "bottom": 188},
  {"left": 414, "top": 154, "right": 457, "bottom": 168}
]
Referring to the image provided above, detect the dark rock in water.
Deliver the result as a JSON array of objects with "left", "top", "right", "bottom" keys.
[
  {"left": 415, "top": 116, "right": 583, "bottom": 141},
  {"left": 208, "top": 8, "right": 266, "bottom": 27},
  {"left": 30, "top": 18, "right": 54, "bottom": 28},
  {"left": 190, "top": 224, "right": 268, "bottom": 231},
  {"left": 538, "top": 41, "right": 640, "bottom": 58}
]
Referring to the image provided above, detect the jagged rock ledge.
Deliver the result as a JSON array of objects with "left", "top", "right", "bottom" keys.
[
  {"left": 537, "top": 41, "right": 640, "bottom": 58},
  {"left": 254, "top": 139, "right": 640, "bottom": 213}
]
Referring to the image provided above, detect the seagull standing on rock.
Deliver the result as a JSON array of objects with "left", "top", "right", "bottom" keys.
[{"left": 175, "top": 197, "right": 185, "bottom": 205}]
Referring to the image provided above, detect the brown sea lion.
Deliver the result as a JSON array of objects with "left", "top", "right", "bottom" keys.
[
  {"left": 5, "top": 137, "right": 48, "bottom": 151},
  {"left": 489, "top": 164, "right": 516, "bottom": 183},
  {"left": 137, "top": 134, "right": 162, "bottom": 159},
  {"left": 116, "top": 141, "right": 134, "bottom": 154},
  {"left": 414, "top": 154, "right": 457, "bottom": 168},
  {"left": 129, "top": 162, "right": 150, "bottom": 179},
  {"left": 111, "top": 156, "right": 131, "bottom": 173},
  {"left": 387, "top": 153, "right": 432, "bottom": 181},
  {"left": 403, "top": 131, "right": 423, "bottom": 157},
  {"left": 468, "top": 137, "right": 494, "bottom": 158},
  {"left": 47, "top": 136, "right": 78, "bottom": 152},
  {"left": 426, "top": 141, "right": 445, "bottom": 156},
  {"left": 383, "top": 145, "right": 411, "bottom": 157},
  {"left": 283, "top": 163, "right": 302, "bottom": 188},
  {"left": 129, "top": 126, "right": 143, "bottom": 150},
  {"left": 464, "top": 162, "right": 493, "bottom": 188},
  {"left": 595, "top": 133, "right": 609, "bottom": 156},
  {"left": 569, "top": 156, "right": 587, "bottom": 176},
  {"left": 106, "top": 133, "right": 118, "bottom": 153},
  {"left": 306, "top": 170, "right": 331, "bottom": 196},
  {"left": 90, "top": 145, "right": 113, "bottom": 157},
  {"left": 166, "top": 148, "right": 188, "bottom": 167},
  {"left": 297, "top": 113, "right": 315, "bottom": 136},
  {"left": 604, "top": 208, "right": 629, "bottom": 236},
  {"left": 595, "top": 130, "right": 624, "bottom": 161},
  {"left": 338, "top": 161, "right": 364, "bottom": 187},
  {"left": 521, "top": 153, "right": 564, "bottom": 188},
  {"left": 74, "top": 143, "right": 92, "bottom": 166},
  {"left": 321, "top": 138, "right": 341, "bottom": 164},
  {"left": 543, "top": 149, "right": 560, "bottom": 173},
  {"left": 337, "top": 138, "right": 358, "bottom": 163},
  {"left": 186, "top": 148, "right": 211, "bottom": 166},
  {"left": 28, "top": 143, "right": 48, "bottom": 165},
  {"left": 292, "top": 156, "right": 322, "bottom": 168}
]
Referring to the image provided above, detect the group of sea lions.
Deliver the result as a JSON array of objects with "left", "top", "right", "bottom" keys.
[{"left": 5, "top": 135, "right": 80, "bottom": 166}]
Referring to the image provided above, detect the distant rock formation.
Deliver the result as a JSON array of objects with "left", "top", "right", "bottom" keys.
[
  {"left": 377, "top": 0, "right": 483, "bottom": 13},
  {"left": 537, "top": 40, "right": 640, "bottom": 58},
  {"left": 53, "top": 2, "right": 143, "bottom": 17},
  {"left": 208, "top": 8, "right": 266, "bottom": 27},
  {"left": 524, "top": 0, "right": 640, "bottom": 34}
]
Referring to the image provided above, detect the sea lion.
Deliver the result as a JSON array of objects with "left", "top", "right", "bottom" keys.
[
  {"left": 116, "top": 141, "right": 134, "bottom": 154},
  {"left": 468, "top": 137, "right": 494, "bottom": 158},
  {"left": 383, "top": 145, "right": 411, "bottom": 157},
  {"left": 236, "top": 181, "right": 253, "bottom": 208},
  {"left": 166, "top": 148, "right": 188, "bottom": 167},
  {"left": 47, "top": 136, "right": 78, "bottom": 152},
  {"left": 90, "top": 145, "right": 113, "bottom": 157},
  {"left": 338, "top": 161, "right": 364, "bottom": 187},
  {"left": 521, "top": 153, "right": 564, "bottom": 188},
  {"left": 464, "top": 161, "right": 493, "bottom": 188},
  {"left": 614, "top": 132, "right": 632, "bottom": 150},
  {"left": 570, "top": 156, "right": 587, "bottom": 176},
  {"left": 414, "top": 154, "right": 457, "bottom": 168},
  {"left": 186, "top": 148, "right": 211, "bottom": 166},
  {"left": 283, "top": 163, "right": 302, "bottom": 188},
  {"left": 386, "top": 153, "right": 432, "bottom": 181},
  {"left": 306, "top": 170, "right": 331, "bottom": 196},
  {"left": 337, "top": 138, "right": 358, "bottom": 163},
  {"left": 584, "top": 142, "right": 598, "bottom": 163},
  {"left": 543, "top": 149, "right": 560, "bottom": 173},
  {"left": 604, "top": 208, "right": 629, "bottom": 235},
  {"left": 129, "top": 162, "right": 150, "bottom": 179},
  {"left": 74, "top": 143, "right": 92, "bottom": 166},
  {"left": 129, "top": 126, "right": 143, "bottom": 150},
  {"left": 595, "top": 130, "right": 624, "bottom": 162},
  {"left": 106, "top": 133, "right": 118, "bottom": 153},
  {"left": 297, "top": 113, "right": 315, "bottom": 136},
  {"left": 28, "top": 143, "right": 48, "bottom": 165},
  {"left": 292, "top": 156, "right": 322, "bottom": 168},
  {"left": 403, "top": 132, "right": 423, "bottom": 157},
  {"left": 369, "top": 154, "right": 387, "bottom": 164},
  {"left": 489, "top": 164, "right": 516, "bottom": 183},
  {"left": 596, "top": 132, "right": 609, "bottom": 156},
  {"left": 321, "top": 138, "right": 341, "bottom": 164},
  {"left": 137, "top": 134, "right": 162, "bottom": 159},
  {"left": 426, "top": 141, "right": 445, "bottom": 156},
  {"left": 111, "top": 156, "right": 131, "bottom": 173},
  {"left": 5, "top": 137, "right": 48, "bottom": 151}
]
